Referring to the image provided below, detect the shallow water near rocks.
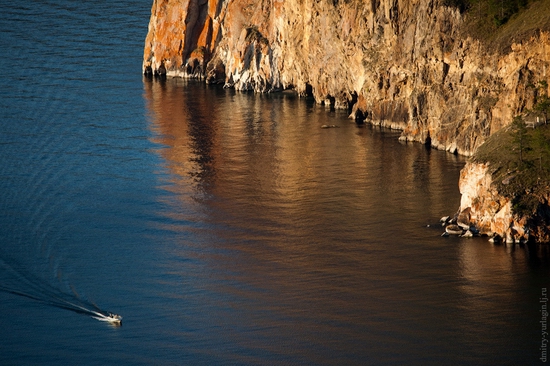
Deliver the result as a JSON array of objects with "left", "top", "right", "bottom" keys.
[{"left": 0, "top": 1, "right": 548, "bottom": 365}]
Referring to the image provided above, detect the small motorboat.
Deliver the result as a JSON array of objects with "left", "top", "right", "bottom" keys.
[
  {"left": 92, "top": 311, "right": 122, "bottom": 325},
  {"left": 106, "top": 313, "right": 122, "bottom": 325},
  {"left": 445, "top": 224, "right": 464, "bottom": 235}
]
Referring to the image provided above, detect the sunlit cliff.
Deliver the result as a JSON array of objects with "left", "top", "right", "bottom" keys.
[
  {"left": 143, "top": 0, "right": 550, "bottom": 156},
  {"left": 143, "top": 0, "right": 550, "bottom": 242}
]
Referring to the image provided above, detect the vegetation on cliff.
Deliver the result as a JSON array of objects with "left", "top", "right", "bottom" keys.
[
  {"left": 445, "top": 0, "right": 550, "bottom": 51},
  {"left": 472, "top": 114, "right": 550, "bottom": 217}
]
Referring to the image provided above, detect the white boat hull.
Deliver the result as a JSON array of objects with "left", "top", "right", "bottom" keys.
[{"left": 91, "top": 312, "right": 122, "bottom": 325}]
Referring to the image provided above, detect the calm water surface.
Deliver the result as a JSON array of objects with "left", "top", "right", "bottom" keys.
[{"left": 0, "top": 1, "right": 548, "bottom": 365}]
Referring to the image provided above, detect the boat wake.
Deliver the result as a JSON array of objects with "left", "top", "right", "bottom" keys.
[{"left": 0, "top": 256, "right": 121, "bottom": 326}]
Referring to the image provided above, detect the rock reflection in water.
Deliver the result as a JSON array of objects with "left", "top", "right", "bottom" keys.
[{"left": 142, "top": 78, "right": 545, "bottom": 365}]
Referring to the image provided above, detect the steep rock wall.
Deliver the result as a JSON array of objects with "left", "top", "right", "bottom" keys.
[
  {"left": 458, "top": 161, "right": 550, "bottom": 243},
  {"left": 458, "top": 162, "right": 524, "bottom": 242},
  {"left": 143, "top": 0, "right": 550, "bottom": 156}
]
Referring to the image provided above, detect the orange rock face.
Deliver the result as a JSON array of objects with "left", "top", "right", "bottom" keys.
[
  {"left": 143, "top": 0, "right": 224, "bottom": 76},
  {"left": 143, "top": 0, "right": 550, "bottom": 157},
  {"left": 458, "top": 162, "right": 550, "bottom": 243}
]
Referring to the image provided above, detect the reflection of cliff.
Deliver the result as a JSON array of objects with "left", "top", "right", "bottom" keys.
[
  {"left": 144, "top": 79, "right": 222, "bottom": 195},
  {"left": 143, "top": 78, "right": 464, "bottom": 233},
  {"left": 456, "top": 240, "right": 536, "bottom": 349},
  {"left": 143, "top": 0, "right": 550, "bottom": 156}
]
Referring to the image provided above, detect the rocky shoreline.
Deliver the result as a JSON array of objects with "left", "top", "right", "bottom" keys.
[
  {"left": 143, "top": 0, "right": 550, "bottom": 243},
  {"left": 439, "top": 161, "right": 550, "bottom": 244},
  {"left": 143, "top": 0, "right": 550, "bottom": 156}
]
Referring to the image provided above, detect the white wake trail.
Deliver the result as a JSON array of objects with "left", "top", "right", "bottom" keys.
[{"left": 0, "top": 256, "right": 121, "bottom": 325}]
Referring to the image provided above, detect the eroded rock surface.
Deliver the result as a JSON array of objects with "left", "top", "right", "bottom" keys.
[
  {"left": 143, "top": 0, "right": 550, "bottom": 156},
  {"left": 458, "top": 162, "right": 550, "bottom": 243}
]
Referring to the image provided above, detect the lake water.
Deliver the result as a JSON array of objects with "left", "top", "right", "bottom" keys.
[{"left": 0, "top": 1, "right": 548, "bottom": 365}]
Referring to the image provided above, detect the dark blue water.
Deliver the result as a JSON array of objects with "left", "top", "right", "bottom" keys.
[{"left": 0, "top": 1, "right": 548, "bottom": 365}]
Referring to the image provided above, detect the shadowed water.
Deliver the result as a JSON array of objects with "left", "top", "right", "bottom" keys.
[{"left": 0, "top": 1, "right": 548, "bottom": 365}]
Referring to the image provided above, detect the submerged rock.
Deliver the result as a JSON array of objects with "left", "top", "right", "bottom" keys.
[
  {"left": 488, "top": 235, "right": 502, "bottom": 243},
  {"left": 461, "top": 230, "right": 474, "bottom": 238}
]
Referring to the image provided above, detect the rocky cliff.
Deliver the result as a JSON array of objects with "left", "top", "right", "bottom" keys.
[
  {"left": 457, "top": 162, "right": 525, "bottom": 242},
  {"left": 143, "top": 0, "right": 550, "bottom": 242},
  {"left": 457, "top": 161, "right": 550, "bottom": 243},
  {"left": 143, "top": 0, "right": 550, "bottom": 156}
]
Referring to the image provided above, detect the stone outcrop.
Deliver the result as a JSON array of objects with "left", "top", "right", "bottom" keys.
[
  {"left": 143, "top": 0, "right": 550, "bottom": 242},
  {"left": 143, "top": 0, "right": 550, "bottom": 156},
  {"left": 457, "top": 161, "right": 550, "bottom": 243}
]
